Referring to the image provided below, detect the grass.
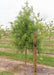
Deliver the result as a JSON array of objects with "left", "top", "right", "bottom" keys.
[
  {"left": 42, "top": 44, "right": 54, "bottom": 47},
  {"left": 37, "top": 55, "right": 54, "bottom": 67},
  {"left": 0, "top": 42, "right": 12, "bottom": 45},
  {"left": 0, "top": 37, "right": 54, "bottom": 67},
  {"left": 41, "top": 48, "right": 54, "bottom": 52},
  {"left": 0, "top": 38, "right": 16, "bottom": 50},
  {"left": 43, "top": 41, "right": 54, "bottom": 44},
  {"left": 0, "top": 37, "right": 54, "bottom": 52},
  {"left": 0, "top": 51, "right": 54, "bottom": 67},
  {"left": 0, "top": 39, "right": 10, "bottom": 42},
  {"left": 0, "top": 46, "right": 16, "bottom": 49},
  {"left": 0, "top": 38, "right": 12, "bottom": 44},
  {"left": 0, "top": 71, "right": 13, "bottom": 75}
]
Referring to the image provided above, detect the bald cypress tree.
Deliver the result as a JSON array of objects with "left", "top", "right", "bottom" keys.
[{"left": 11, "top": 1, "right": 46, "bottom": 65}]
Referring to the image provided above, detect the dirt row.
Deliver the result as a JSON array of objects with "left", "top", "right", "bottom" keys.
[{"left": 0, "top": 58, "right": 54, "bottom": 75}]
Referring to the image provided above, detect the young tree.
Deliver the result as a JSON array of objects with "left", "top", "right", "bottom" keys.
[
  {"left": 11, "top": 2, "right": 36, "bottom": 66},
  {"left": 10, "top": 1, "right": 46, "bottom": 65}
]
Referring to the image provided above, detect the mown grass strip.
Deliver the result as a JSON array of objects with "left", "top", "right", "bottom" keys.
[
  {"left": 0, "top": 51, "right": 54, "bottom": 67},
  {"left": 42, "top": 44, "right": 54, "bottom": 47},
  {"left": 0, "top": 71, "right": 13, "bottom": 75},
  {"left": 0, "top": 42, "right": 12, "bottom": 45},
  {"left": 0, "top": 39, "right": 10, "bottom": 42},
  {"left": 0, "top": 46, "right": 16, "bottom": 49},
  {"left": 42, "top": 48, "right": 54, "bottom": 52},
  {"left": 42, "top": 40, "right": 54, "bottom": 43}
]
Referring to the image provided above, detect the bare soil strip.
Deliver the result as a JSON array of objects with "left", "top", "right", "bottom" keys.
[{"left": 0, "top": 58, "right": 54, "bottom": 75}]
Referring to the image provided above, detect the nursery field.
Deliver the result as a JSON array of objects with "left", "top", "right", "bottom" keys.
[
  {"left": 41, "top": 37, "right": 54, "bottom": 54},
  {"left": 0, "top": 37, "right": 54, "bottom": 75},
  {"left": 0, "top": 36, "right": 54, "bottom": 54},
  {"left": 0, "top": 36, "right": 54, "bottom": 60}
]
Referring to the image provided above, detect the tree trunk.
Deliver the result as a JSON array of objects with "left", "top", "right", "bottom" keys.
[
  {"left": 25, "top": 50, "right": 27, "bottom": 66},
  {"left": 33, "top": 31, "right": 37, "bottom": 75}
]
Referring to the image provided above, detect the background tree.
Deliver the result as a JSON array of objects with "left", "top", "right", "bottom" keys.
[
  {"left": 0, "top": 25, "right": 3, "bottom": 39},
  {"left": 45, "top": 21, "right": 54, "bottom": 42},
  {"left": 48, "top": 21, "right": 54, "bottom": 42},
  {"left": 34, "top": 13, "right": 49, "bottom": 53}
]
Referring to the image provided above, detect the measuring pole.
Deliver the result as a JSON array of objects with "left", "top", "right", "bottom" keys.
[{"left": 33, "top": 31, "right": 37, "bottom": 75}]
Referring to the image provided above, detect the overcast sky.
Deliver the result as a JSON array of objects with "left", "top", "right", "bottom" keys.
[{"left": 0, "top": 0, "right": 54, "bottom": 29}]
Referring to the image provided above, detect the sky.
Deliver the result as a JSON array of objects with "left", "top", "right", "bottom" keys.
[{"left": 0, "top": 0, "right": 54, "bottom": 29}]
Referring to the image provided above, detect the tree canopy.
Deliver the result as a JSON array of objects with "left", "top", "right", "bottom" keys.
[{"left": 10, "top": 1, "right": 51, "bottom": 53}]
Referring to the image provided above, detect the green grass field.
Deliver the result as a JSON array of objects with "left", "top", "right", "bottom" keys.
[
  {"left": 0, "top": 37, "right": 54, "bottom": 67},
  {"left": 0, "top": 71, "right": 13, "bottom": 75},
  {"left": 41, "top": 38, "right": 54, "bottom": 53},
  {"left": 0, "top": 51, "right": 54, "bottom": 67}
]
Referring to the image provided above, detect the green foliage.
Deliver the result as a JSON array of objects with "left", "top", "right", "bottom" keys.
[
  {"left": 45, "top": 21, "right": 54, "bottom": 38},
  {"left": 11, "top": 2, "right": 35, "bottom": 51},
  {"left": 10, "top": 1, "right": 47, "bottom": 53},
  {"left": 0, "top": 25, "right": 2, "bottom": 39},
  {"left": 0, "top": 25, "right": 11, "bottom": 38}
]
